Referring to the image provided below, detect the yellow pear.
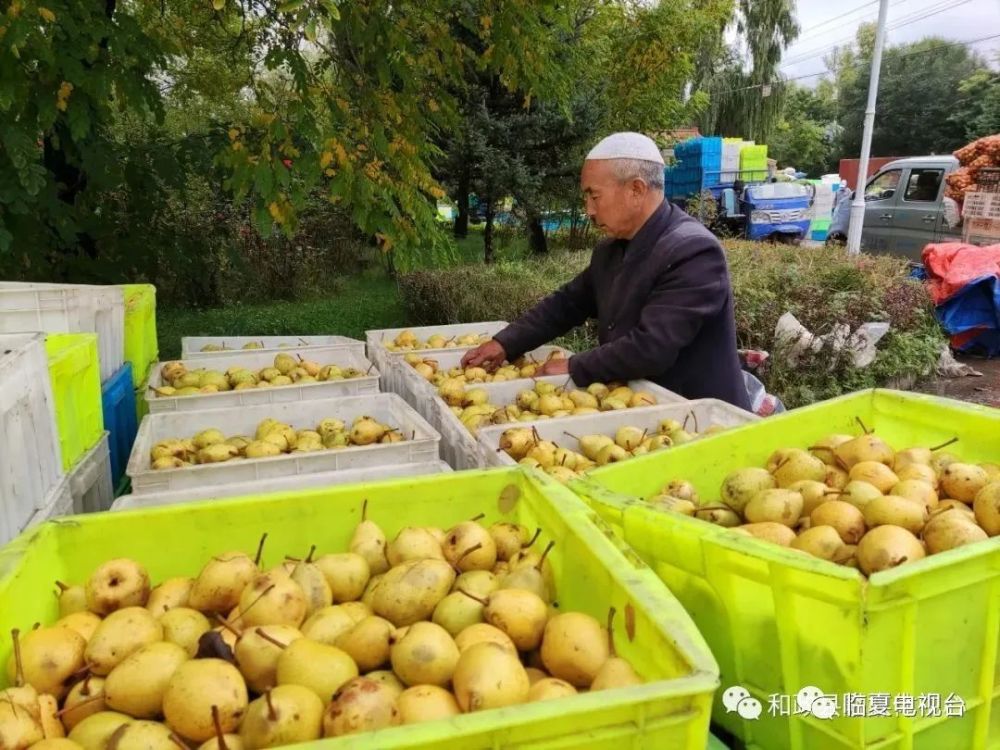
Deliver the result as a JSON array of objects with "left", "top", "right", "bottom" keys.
[
  {"left": 104, "top": 642, "right": 189, "bottom": 719},
  {"left": 162, "top": 660, "right": 248, "bottom": 744},
  {"left": 276, "top": 639, "right": 359, "bottom": 701},
  {"left": 86, "top": 559, "right": 150, "bottom": 616},
  {"left": 86, "top": 609, "right": 161, "bottom": 678}
]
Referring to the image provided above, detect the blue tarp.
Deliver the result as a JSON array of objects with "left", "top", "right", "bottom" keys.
[{"left": 934, "top": 274, "right": 1000, "bottom": 356}]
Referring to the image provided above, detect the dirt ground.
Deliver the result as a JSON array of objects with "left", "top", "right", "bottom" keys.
[{"left": 915, "top": 354, "right": 1000, "bottom": 408}]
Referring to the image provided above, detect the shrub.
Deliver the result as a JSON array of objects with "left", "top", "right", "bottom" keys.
[{"left": 398, "top": 241, "right": 945, "bottom": 407}]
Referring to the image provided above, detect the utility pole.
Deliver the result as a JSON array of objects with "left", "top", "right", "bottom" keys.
[{"left": 846, "top": 0, "right": 891, "bottom": 254}]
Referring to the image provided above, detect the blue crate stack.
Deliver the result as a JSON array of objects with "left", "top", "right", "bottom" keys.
[{"left": 665, "top": 137, "right": 724, "bottom": 198}]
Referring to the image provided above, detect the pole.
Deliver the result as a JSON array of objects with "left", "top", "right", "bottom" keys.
[{"left": 846, "top": 0, "right": 891, "bottom": 255}]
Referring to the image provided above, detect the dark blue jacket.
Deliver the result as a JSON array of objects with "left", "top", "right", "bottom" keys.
[{"left": 494, "top": 200, "right": 751, "bottom": 409}]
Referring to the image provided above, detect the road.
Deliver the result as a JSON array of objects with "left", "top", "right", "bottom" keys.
[{"left": 915, "top": 355, "right": 1000, "bottom": 408}]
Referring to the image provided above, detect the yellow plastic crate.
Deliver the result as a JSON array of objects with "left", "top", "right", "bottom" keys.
[
  {"left": 44, "top": 333, "right": 104, "bottom": 471},
  {"left": 121, "top": 283, "right": 157, "bottom": 388},
  {"left": 573, "top": 389, "right": 1000, "bottom": 750},
  {"left": 0, "top": 468, "right": 719, "bottom": 749}
]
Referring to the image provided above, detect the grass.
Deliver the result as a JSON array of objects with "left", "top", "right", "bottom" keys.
[{"left": 157, "top": 271, "right": 406, "bottom": 360}]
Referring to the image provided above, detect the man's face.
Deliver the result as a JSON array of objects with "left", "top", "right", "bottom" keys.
[{"left": 580, "top": 160, "right": 645, "bottom": 239}]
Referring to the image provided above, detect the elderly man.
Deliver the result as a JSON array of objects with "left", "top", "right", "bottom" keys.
[{"left": 462, "top": 132, "right": 751, "bottom": 409}]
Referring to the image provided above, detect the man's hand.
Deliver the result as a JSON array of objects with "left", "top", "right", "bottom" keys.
[
  {"left": 535, "top": 357, "right": 570, "bottom": 377},
  {"left": 461, "top": 339, "right": 507, "bottom": 371}
]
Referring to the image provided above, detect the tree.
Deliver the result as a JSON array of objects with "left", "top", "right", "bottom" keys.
[
  {"left": 0, "top": 0, "right": 167, "bottom": 259},
  {"left": 695, "top": 0, "right": 800, "bottom": 142},
  {"left": 438, "top": 0, "right": 729, "bottom": 260},
  {"left": 768, "top": 85, "right": 835, "bottom": 176},
  {"left": 951, "top": 68, "right": 1000, "bottom": 142},
  {"left": 835, "top": 36, "right": 985, "bottom": 157}
]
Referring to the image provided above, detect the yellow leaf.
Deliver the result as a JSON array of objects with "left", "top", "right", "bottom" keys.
[
  {"left": 480, "top": 15, "right": 492, "bottom": 30},
  {"left": 319, "top": 151, "right": 333, "bottom": 169},
  {"left": 268, "top": 202, "right": 283, "bottom": 222},
  {"left": 324, "top": 168, "right": 336, "bottom": 177},
  {"left": 228, "top": 128, "right": 239, "bottom": 141},
  {"left": 428, "top": 99, "right": 439, "bottom": 113},
  {"left": 37, "top": 7, "right": 55, "bottom": 22},
  {"left": 55, "top": 81, "right": 73, "bottom": 111},
  {"left": 211, "top": 0, "right": 225, "bottom": 10},
  {"left": 7, "top": 2, "right": 22, "bottom": 18}
]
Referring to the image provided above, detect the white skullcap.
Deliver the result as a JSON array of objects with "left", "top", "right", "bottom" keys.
[{"left": 586, "top": 132, "right": 664, "bottom": 165}]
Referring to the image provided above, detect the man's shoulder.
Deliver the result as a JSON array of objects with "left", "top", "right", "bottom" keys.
[{"left": 654, "top": 207, "right": 724, "bottom": 261}]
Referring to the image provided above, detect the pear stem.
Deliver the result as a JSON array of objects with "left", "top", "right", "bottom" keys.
[
  {"left": 81, "top": 675, "right": 93, "bottom": 697},
  {"left": 214, "top": 615, "right": 242, "bottom": 638},
  {"left": 563, "top": 432, "right": 581, "bottom": 441},
  {"left": 696, "top": 504, "right": 732, "bottom": 512},
  {"left": 236, "top": 583, "right": 276, "bottom": 622},
  {"left": 536, "top": 540, "right": 555, "bottom": 571},
  {"left": 854, "top": 416, "right": 872, "bottom": 434},
  {"left": 10, "top": 629, "right": 24, "bottom": 687},
  {"left": 55, "top": 581, "right": 69, "bottom": 593},
  {"left": 255, "top": 629, "right": 288, "bottom": 649},
  {"left": 305, "top": 545, "right": 317, "bottom": 564},
  {"left": 211, "top": 705, "right": 228, "bottom": 750},
  {"left": 523, "top": 528, "right": 542, "bottom": 550},
  {"left": 469, "top": 513, "right": 486, "bottom": 523},
  {"left": 254, "top": 533, "right": 268, "bottom": 567},
  {"left": 455, "top": 588, "right": 488, "bottom": 606},
  {"left": 264, "top": 690, "right": 277, "bottom": 720},
  {"left": 168, "top": 732, "right": 189, "bottom": 750},
  {"left": 606, "top": 607, "right": 618, "bottom": 657},
  {"left": 361, "top": 499, "right": 369, "bottom": 523},
  {"left": 455, "top": 543, "right": 483, "bottom": 569},
  {"left": 531, "top": 426, "right": 542, "bottom": 444},
  {"left": 57, "top": 693, "right": 104, "bottom": 717},
  {"left": 930, "top": 437, "right": 959, "bottom": 452}
]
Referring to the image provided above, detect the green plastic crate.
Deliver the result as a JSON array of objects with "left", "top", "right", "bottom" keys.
[
  {"left": 0, "top": 468, "right": 719, "bottom": 749},
  {"left": 572, "top": 390, "right": 1000, "bottom": 750},
  {"left": 44, "top": 333, "right": 104, "bottom": 471},
  {"left": 121, "top": 284, "right": 157, "bottom": 388}
]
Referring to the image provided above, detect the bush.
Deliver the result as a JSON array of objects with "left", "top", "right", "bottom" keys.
[{"left": 398, "top": 241, "right": 946, "bottom": 407}]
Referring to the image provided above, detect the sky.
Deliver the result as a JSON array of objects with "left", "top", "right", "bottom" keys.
[{"left": 776, "top": 0, "right": 1000, "bottom": 85}]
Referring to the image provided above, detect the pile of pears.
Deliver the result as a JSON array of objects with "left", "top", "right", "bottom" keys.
[
  {"left": 440, "top": 380, "right": 659, "bottom": 438},
  {"left": 0, "top": 510, "right": 642, "bottom": 750},
  {"left": 150, "top": 416, "right": 404, "bottom": 470},
  {"left": 645, "top": 424, "right": 1000, "bottom": 576},
  {"left": 500, "top": 417, "right": 728, "bottom": 483},
  {"left": 383, "top": 330, "right": 489, "bottom": 353},
  {"left": 153, "top": 355, "right": 369, "bottom": 399},
  {"left": 406, "top": 350, "right": 566, "bottom": 385}
]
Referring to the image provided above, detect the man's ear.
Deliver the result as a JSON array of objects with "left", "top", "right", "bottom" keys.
[{"left": 631, "top": 178, "right": 648, "bottom": 198}]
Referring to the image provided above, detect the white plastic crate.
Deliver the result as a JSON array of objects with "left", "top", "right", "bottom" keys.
[
  {"left": 0, "top": 333, "right": 65, "bottom": 545},
  {"left": 22, "top": 476, "right": 74, "bottom": 533},
  {"left": 393, "top": 345, "right": 572, "bottom": 422},
  {"left": 181, "top": 335, "right": 364, "bottom": 359},
  {"left": 127, "top": 394, "right": 440, "bottom": 494},
  {"left": 432, "top": 375, "right": 685, "bottom": 471},
  {"left": 111, "top": 461, "right": 453, "bottom": 511},
  {"left": 477, "top": 399, "right": 759, "bottom": 468},
  {"left": 365, "top": 321, "right": 508, "bottom": 394},
  {"left": 0, "top": 282, "right": 125, "bottom": 382},
  {"left": 147, "top": 345, "right": 379, "bottom": 414},
  {"left": 68, "top": 432, "right": 114, "bottom": 514}
]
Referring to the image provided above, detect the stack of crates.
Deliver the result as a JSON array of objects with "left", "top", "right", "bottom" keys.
[
  {"left": 43, "top": 333, "right": 114, "bottom": 514},
  {"left": 739, "top": 144, "right": 769, "bottom": 181},
  {"left": 0, "top": 333, "right": 70, "bottom": 544},
  {"left": 668, "top": 137, "right": 723, "bottom": 196},
  {"left": 121, "top": 284, "right": 158, "bottom": 433}
]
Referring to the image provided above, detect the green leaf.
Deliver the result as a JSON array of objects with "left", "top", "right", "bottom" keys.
[
  {"left": 320, "top": 0, "right": 340, "bottom": 20},
  {"left": 278, "top": 0, "right": 306, "bottom": 13}
]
